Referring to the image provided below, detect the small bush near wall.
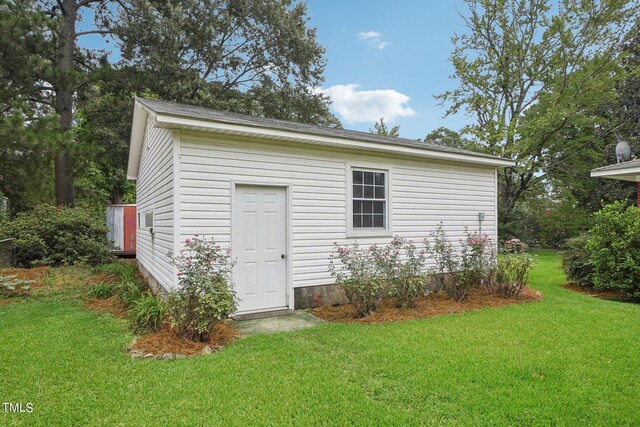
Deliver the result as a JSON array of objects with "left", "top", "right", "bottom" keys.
[
  {"left": 588, "top": 201, "right": 640, "bottom": 298},
  {"left": 562, "top": 235, "right": 594, "bottom": 288},
  {"left": 372, "top": 237, "right": 426, "bottom": 308},
  {"left": 487, "top": 254, "right": 533, "bottom": 297},
  {"left": 0, "top": 205, "right": 114, "bottom": 267},
  {"left": 426, "top": 226, "right": 494, "bottom": 302},
  {"left": 330, "top": 227, "right": 499, "bottom": 313},
  {"left": 168, "top": 236, "right": 237, "bottom": 342},
  {"left": 329, "top": 242, "right": 388, "bottom": 317}
]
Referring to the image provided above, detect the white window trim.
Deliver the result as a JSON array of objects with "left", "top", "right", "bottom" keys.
[
  {"left": 346, "top": 163, "right": 393, "bottom": 238},
  {"left": 139, "top": 209, "right": 155, "bottom": 232}
]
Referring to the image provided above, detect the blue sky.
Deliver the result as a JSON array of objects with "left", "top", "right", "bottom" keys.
[
  {"left": 79, "top": 0, "right": 469, "bottom": 139},
  {"left": 306, "top": 0, "right": 468, "bottom": 138}
]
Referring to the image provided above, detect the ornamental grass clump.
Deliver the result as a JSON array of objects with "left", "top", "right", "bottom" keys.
[
  {"left": 329, "top": 242, "right": 387, "bottom": 317},
  {"left": 130, "top": 294, "right": 168, "bottom": 332},
  {"left": 168, "top": 236, "right": 237, "bottom": 342}
]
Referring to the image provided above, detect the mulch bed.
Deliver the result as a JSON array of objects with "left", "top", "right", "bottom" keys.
[
  {"left": 130, "top": 323, "right": 239, "bottom": 357},
  {"left": 310, "top": 287, "right": 542, "bottom": 324},
  {"left": 562, "top": 283, "right": 630, "bottom": 301},
  {"left": 83, "top": 296, "right": 129, "bottom": 318}
]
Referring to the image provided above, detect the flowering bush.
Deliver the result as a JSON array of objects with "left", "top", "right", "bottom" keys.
[
  {"left": 426, "top": 226, "right": 494, "bottom": 302},
  {"left": 503, "top": 238, "right": 529, "bottom": 253},
  {"left": 487, "top": 254, "right": 533, "bottom": 297},
  {"left": 168, "top": 236, "right": 237, "bottom": 341},
  {"left": 328, "top": 242, "right": 387, "bottom": 317},
  {"left": 372, "top": 237, "right": 426, "bottom": 308}
]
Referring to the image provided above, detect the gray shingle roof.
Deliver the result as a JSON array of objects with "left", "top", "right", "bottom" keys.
[
  {"left": 136, "top": 97, "right": 511, "bottom": 164},
  {"left": 591, "top": 159, "right": 640, "bottom": 173}
]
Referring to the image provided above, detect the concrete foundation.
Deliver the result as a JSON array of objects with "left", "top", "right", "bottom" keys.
[
  {"left": 136, "top": 260, "right": 169, "bottom": 299},
  {"left": 294, "top": 283, "right": 349, "bottom": 309}
]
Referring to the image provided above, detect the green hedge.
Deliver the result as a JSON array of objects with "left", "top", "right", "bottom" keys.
[
  {"left": 587, "top": 201, "right": 640, "bottom": 297},
  {"left": 562, "top": 235, "right": 594, "bottom": 289},
  {"left": 0, "top": 205, "right": 114, "bottom": 267}
]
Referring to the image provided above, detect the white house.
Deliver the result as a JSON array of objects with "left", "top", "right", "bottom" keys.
[
  {"left": 127, "top": 98, "right": 514, "bottom": 314},
  {"left": 591, "top": 159, "right": 640, "bottom": 205}
]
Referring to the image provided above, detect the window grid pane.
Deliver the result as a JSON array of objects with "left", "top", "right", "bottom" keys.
[{"left": 353, "top": 169, "right": 386, "bottom": 229}]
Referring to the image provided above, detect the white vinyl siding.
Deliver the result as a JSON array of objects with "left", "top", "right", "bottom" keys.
[
  {"left": 136, "top": 116, "right": 174, "bottom": 291},
  {"left": 178, "top": 132, "right": 497, "bottom": 289}
]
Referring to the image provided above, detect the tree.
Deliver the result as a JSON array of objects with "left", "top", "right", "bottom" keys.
[
  {"left": 27, "top": 0, "right": 119, "bottom": 207},
  {"left": 423, "top": 127, "right": 472, "bottom": 150},
  {"left": 545, "top": 22, "right": 640, "bottom": 215},
  {"left": 79, "top": 0, "right": 339, "bottom": 203},
  {"left": 0, "top": 0, "right": 58, "bottom": 211},
  {"left": 617, "top": 23, "right": 640, "bottom": 138},
  {"left": 438, "top": 0, "right": 638, "bottom": 224},
  {"left": 112, "top": 0, "right": 338, "bottom": 125},
  {"left": 3, "top": 0, "right": 339, "bottom": 209},
  {"left": 370, "top": 117, "right": 400, "bottom": 137}
]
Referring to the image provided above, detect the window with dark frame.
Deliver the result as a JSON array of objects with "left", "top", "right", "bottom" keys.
[{"left": 352, "top": 170, "right": 386, "bottom": 229}]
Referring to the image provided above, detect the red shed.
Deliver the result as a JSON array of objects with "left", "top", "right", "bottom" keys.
[{"left": 106, "top": 204, "right": 136, "bottom": 255}]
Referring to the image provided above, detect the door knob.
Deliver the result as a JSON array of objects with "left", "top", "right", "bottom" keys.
[{"left": 281, "top": 253, "right": 287, "bottom": 259}]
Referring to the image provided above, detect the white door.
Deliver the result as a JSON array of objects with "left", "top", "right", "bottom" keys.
[{"left": 233, "top": 185, "right": 288, "bottom": 313}]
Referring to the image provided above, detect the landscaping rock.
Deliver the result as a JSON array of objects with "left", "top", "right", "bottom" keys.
[
  {"left": 175, "top": 353, "right": 186, "bottom": 359},
  {"left": 162, "top": 352, "right": 174, "bottom": 360},
  {"left": 202, "top": 346, "right": 213, "bottom": 355},
  {"left": 129, "top": 350, "right": 144, "bottom": 359},
  {"left": 143, "top": 353, "right": 155, "bottom": 359}
]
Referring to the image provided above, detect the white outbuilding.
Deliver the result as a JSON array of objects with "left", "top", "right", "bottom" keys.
[{"left": 127, "top": 98, "right": 514, "bottom": 314}]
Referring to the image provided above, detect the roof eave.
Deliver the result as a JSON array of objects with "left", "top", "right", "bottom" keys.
[
  {"left": 127, "top": 100, "right": 154, "bottom": 180},
  {"left": 591, "top": 166, "right": 640, "bottom": 182},
  {"left": 152, "top": 112, "right": 515, "bottom": 168}
]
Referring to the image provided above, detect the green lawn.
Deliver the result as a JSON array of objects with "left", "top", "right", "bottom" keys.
[{"left": 1, "top": 251, "right": 639, "bottom": 426}]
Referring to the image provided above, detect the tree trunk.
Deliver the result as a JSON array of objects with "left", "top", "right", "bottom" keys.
[
  {"left": 54, "top": 0, "right": 77, "bottom": 207},
  {"left": 112, "top": 190, "right": 123, "bottom": 205}
]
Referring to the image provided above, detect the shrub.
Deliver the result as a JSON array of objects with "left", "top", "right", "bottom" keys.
[
  {"left": 372, "top": 237, "right": 426, "bottom": 308},
  {"left": 88, "top": 282, "right": 116, "bottom": 299},
  {"left": 329, "top": 242, "right": 388, "bottom": 317},
  {"left": 0, "top": 205, "right": 114, "bottom": 267},
  {"left": 445, "top": 231, "right": 494, "bottom": 301},
  {"left": 562, "top": 235, "right": 594, "bottom": 288},
  {"left": 588, "top": 201, "right": 640, "bottom": 298},
  {"left": 425, "top": 223, "right": 455, "bottom": 289},
  {"left": 502, "top": 238, "right": 529, "bottom": 253},
  {"left": 427, "top": 226, "right": 494, "bottom": 302},
  {"left": 488, "top": 254, "right": 533, "bottom": 297},
  {"left": 168, "top": 236, "right": 237, "bottom": 342},
  {"left": 130, "top": 294, "right": 167, "bottom": 332}
]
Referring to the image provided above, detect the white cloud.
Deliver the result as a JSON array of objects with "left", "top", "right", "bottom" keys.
[
  {"left": 316, "top": 84, "right": 416, "bottom": 124},
  {"left": 357, "top": 30, "right": 387, "bottom": 49},
  {"left": 358, "top": 31, "right": 381, "bottom": 40}
]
